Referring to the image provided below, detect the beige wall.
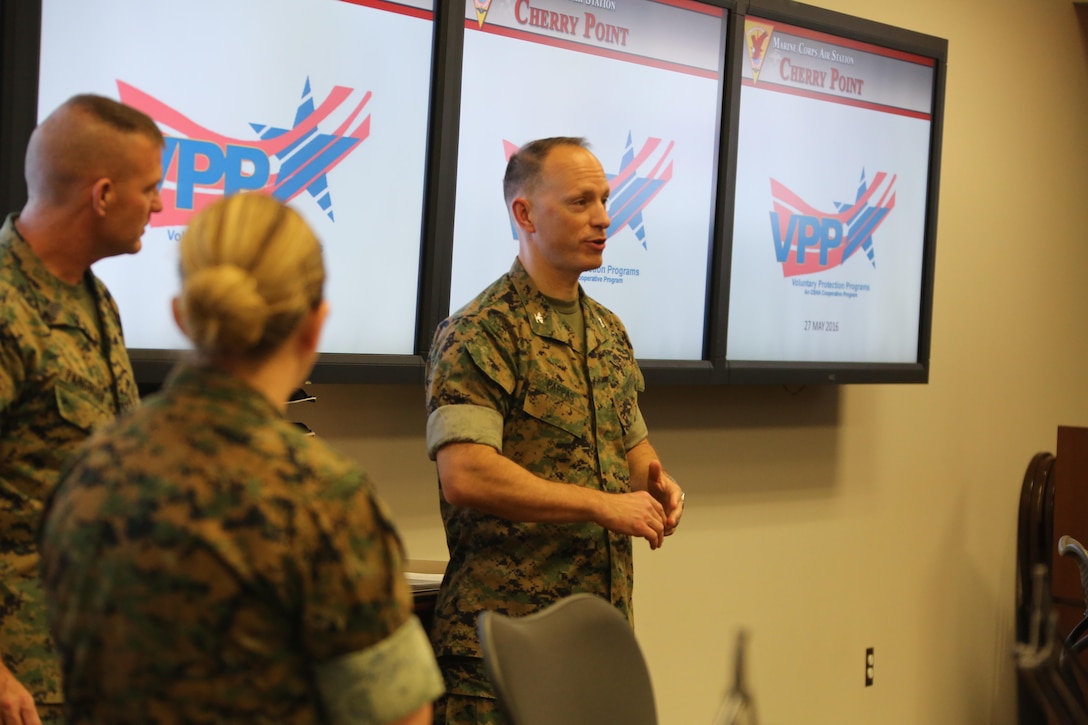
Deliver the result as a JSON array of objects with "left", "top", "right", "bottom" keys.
[{"left": 294, "top": 0, "right": 1088, "bottom": 722}]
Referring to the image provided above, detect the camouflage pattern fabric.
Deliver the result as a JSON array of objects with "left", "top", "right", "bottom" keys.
[
  {"left": 35, "top": 703, "right": 63, "bottom": 723},
  {"left": 0, "top": 213, "right": 138, "bottom": 705},
  {"left": 433, "top": 692, "right": 507, "bottom": 725},
  {"left": 425, "top": 257, "right": 645, "bottom": 703},
  {"left": 38, "top": 363, "right": 442, "bottom": 723}
]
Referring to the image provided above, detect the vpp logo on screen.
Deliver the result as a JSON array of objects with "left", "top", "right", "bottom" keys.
[
  {"left": 769, "top": 169, "right": 895, "bottom": 277},
  {"left": 505, "top": 132, "right": 673, "bottom": 250},
  {"left": 116, "top": 79, "right": 372, "bottom": 227}
]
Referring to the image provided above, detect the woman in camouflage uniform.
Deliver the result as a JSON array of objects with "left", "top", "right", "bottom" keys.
[{"left": 38, "top": 193, "right": 443, "bottom": 724}]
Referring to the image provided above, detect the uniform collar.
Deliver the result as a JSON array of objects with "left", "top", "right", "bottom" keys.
[
  {"left": 507, "top": 257, "right": 570, "bottom": 344},
  {"left": 164, "top": 362, "right": 287, "bottom": 422},
  {"left": 507, "top": 257, "right": 607, "bottom": 351},
  {"left": 1, "top": 213, "right": 101, "bottom": 338}
]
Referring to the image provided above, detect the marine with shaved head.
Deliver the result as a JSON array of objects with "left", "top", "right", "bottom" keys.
[{"left": 0, "top": 94, "right": 163, "bottom": 725}]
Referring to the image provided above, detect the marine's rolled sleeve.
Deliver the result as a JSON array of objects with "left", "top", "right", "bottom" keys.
[
  {"left": 624, "top": 406, "right": 648, "bottom": 451},
  {"left": 426, "top": 308, "right": 518, "bottom": 461},
  {"left": 315, "top": 616, "right": 444, "bottom": 725},
  {"left": 426, "top": 405, "right": 504, "bottom": 460}
]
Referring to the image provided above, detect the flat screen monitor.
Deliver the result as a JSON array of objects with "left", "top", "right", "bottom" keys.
[
  {"left": 720, "top": 0, "right": 945, "bottom": 384},
  {"left": 446, "top": 0, "right": 730, "bottom": 376},
  {"left": 35, "top": 0, "right": 436, "bottom": 383}
]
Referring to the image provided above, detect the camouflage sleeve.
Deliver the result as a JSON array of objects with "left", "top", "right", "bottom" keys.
[
  {"left": 304, "top": 469, "right": 443, "bottom": 721},
  {"left": 425, "top": 314, "right": 517, "bottom": 419},
  {"left": 301, "top": 473, "right": 416, "bottom": 660},
  {"left": 623, "top": 405, "right": 648, "bottom": 451}
]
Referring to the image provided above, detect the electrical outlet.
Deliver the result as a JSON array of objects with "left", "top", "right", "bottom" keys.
[{"left": 864, "top": 647, "right": 875, "bottom": 687}]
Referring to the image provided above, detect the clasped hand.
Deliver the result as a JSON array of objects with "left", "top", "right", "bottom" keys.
[{"left": 605, "top": 461, "right": 685, "bottom": 549}]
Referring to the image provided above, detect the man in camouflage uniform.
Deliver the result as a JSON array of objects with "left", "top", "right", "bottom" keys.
[
  {"left": 425, "top": 137, "right": 685, "bottom": 724},
  {"left": 38, "top": 362, "right": 445, "bottom": 723},
  {"left": 0, "top": 95, "right": 164, "bottom": 724}
]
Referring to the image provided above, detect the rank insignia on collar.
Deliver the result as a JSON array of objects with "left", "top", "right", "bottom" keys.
[{"left": 535, "top": 311, "right": 545, "bottom": 324}]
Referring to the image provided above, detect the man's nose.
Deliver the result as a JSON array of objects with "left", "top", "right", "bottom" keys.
[{"left": 594, "top": 200, "right": 611, "bottom": 228}]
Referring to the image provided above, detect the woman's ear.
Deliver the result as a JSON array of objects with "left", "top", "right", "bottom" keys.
[
  {"left": 171, "top": 297, "right": 187, "bottom": 335},
  {"left": 297, "top": 301, "right": 329, "bottom": 355}
]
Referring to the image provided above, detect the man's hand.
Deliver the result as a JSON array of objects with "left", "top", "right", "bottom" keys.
[
  {"left": 645, "top": 460, "right": 684, "bottom": 536},
  {"left": 597, "top": 490, "right": 668, "bottom": 549},
  {"left": 0, "top": 664, "right": 41, "bottom": 725}
]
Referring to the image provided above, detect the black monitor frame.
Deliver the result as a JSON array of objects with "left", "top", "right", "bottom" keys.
[
  {"left": 0, "top": 0, "right": 945, "bottom": 388},
  {"left": 712, "top": 0, "right": 946, "bottom": 385}
]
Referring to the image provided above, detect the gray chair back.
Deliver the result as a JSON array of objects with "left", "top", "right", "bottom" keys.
[{"left": 477, "top": 593, "right": 658, "bottom": 725}]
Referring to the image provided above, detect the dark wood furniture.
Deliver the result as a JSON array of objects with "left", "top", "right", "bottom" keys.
[{"left": 1016, "top": 426, "right": 1088, "bottom": 723}]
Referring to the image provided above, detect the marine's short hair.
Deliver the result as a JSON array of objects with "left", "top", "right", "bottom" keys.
[
  {"left": 25, "top": 94, "right": 164, "bottom": 203},
  {"left": 502, "top": 136, "right": 591, "bottom": 206},
  {"left": 64, "top": 94, "right": 164, "bottom": 145}
]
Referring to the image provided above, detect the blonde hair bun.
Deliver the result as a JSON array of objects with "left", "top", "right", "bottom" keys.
[
  {"left": 180, "top": 264, "right": 267, "bottom": 354},
  {"left": 177, "top": 193, "right": 325, "bottom": 357}
]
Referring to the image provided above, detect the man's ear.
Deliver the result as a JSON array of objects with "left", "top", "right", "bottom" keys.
[
  {"left": 511, "top": 197, "right": 534, "bottom": 234},
  {"left": 91, "top": 177, "right": 112, "bottom": 217}
]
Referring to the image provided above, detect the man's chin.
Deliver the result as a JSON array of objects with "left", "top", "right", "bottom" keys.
[{"left": 581, "top": 252, "right": 604, "bottom": 272}]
